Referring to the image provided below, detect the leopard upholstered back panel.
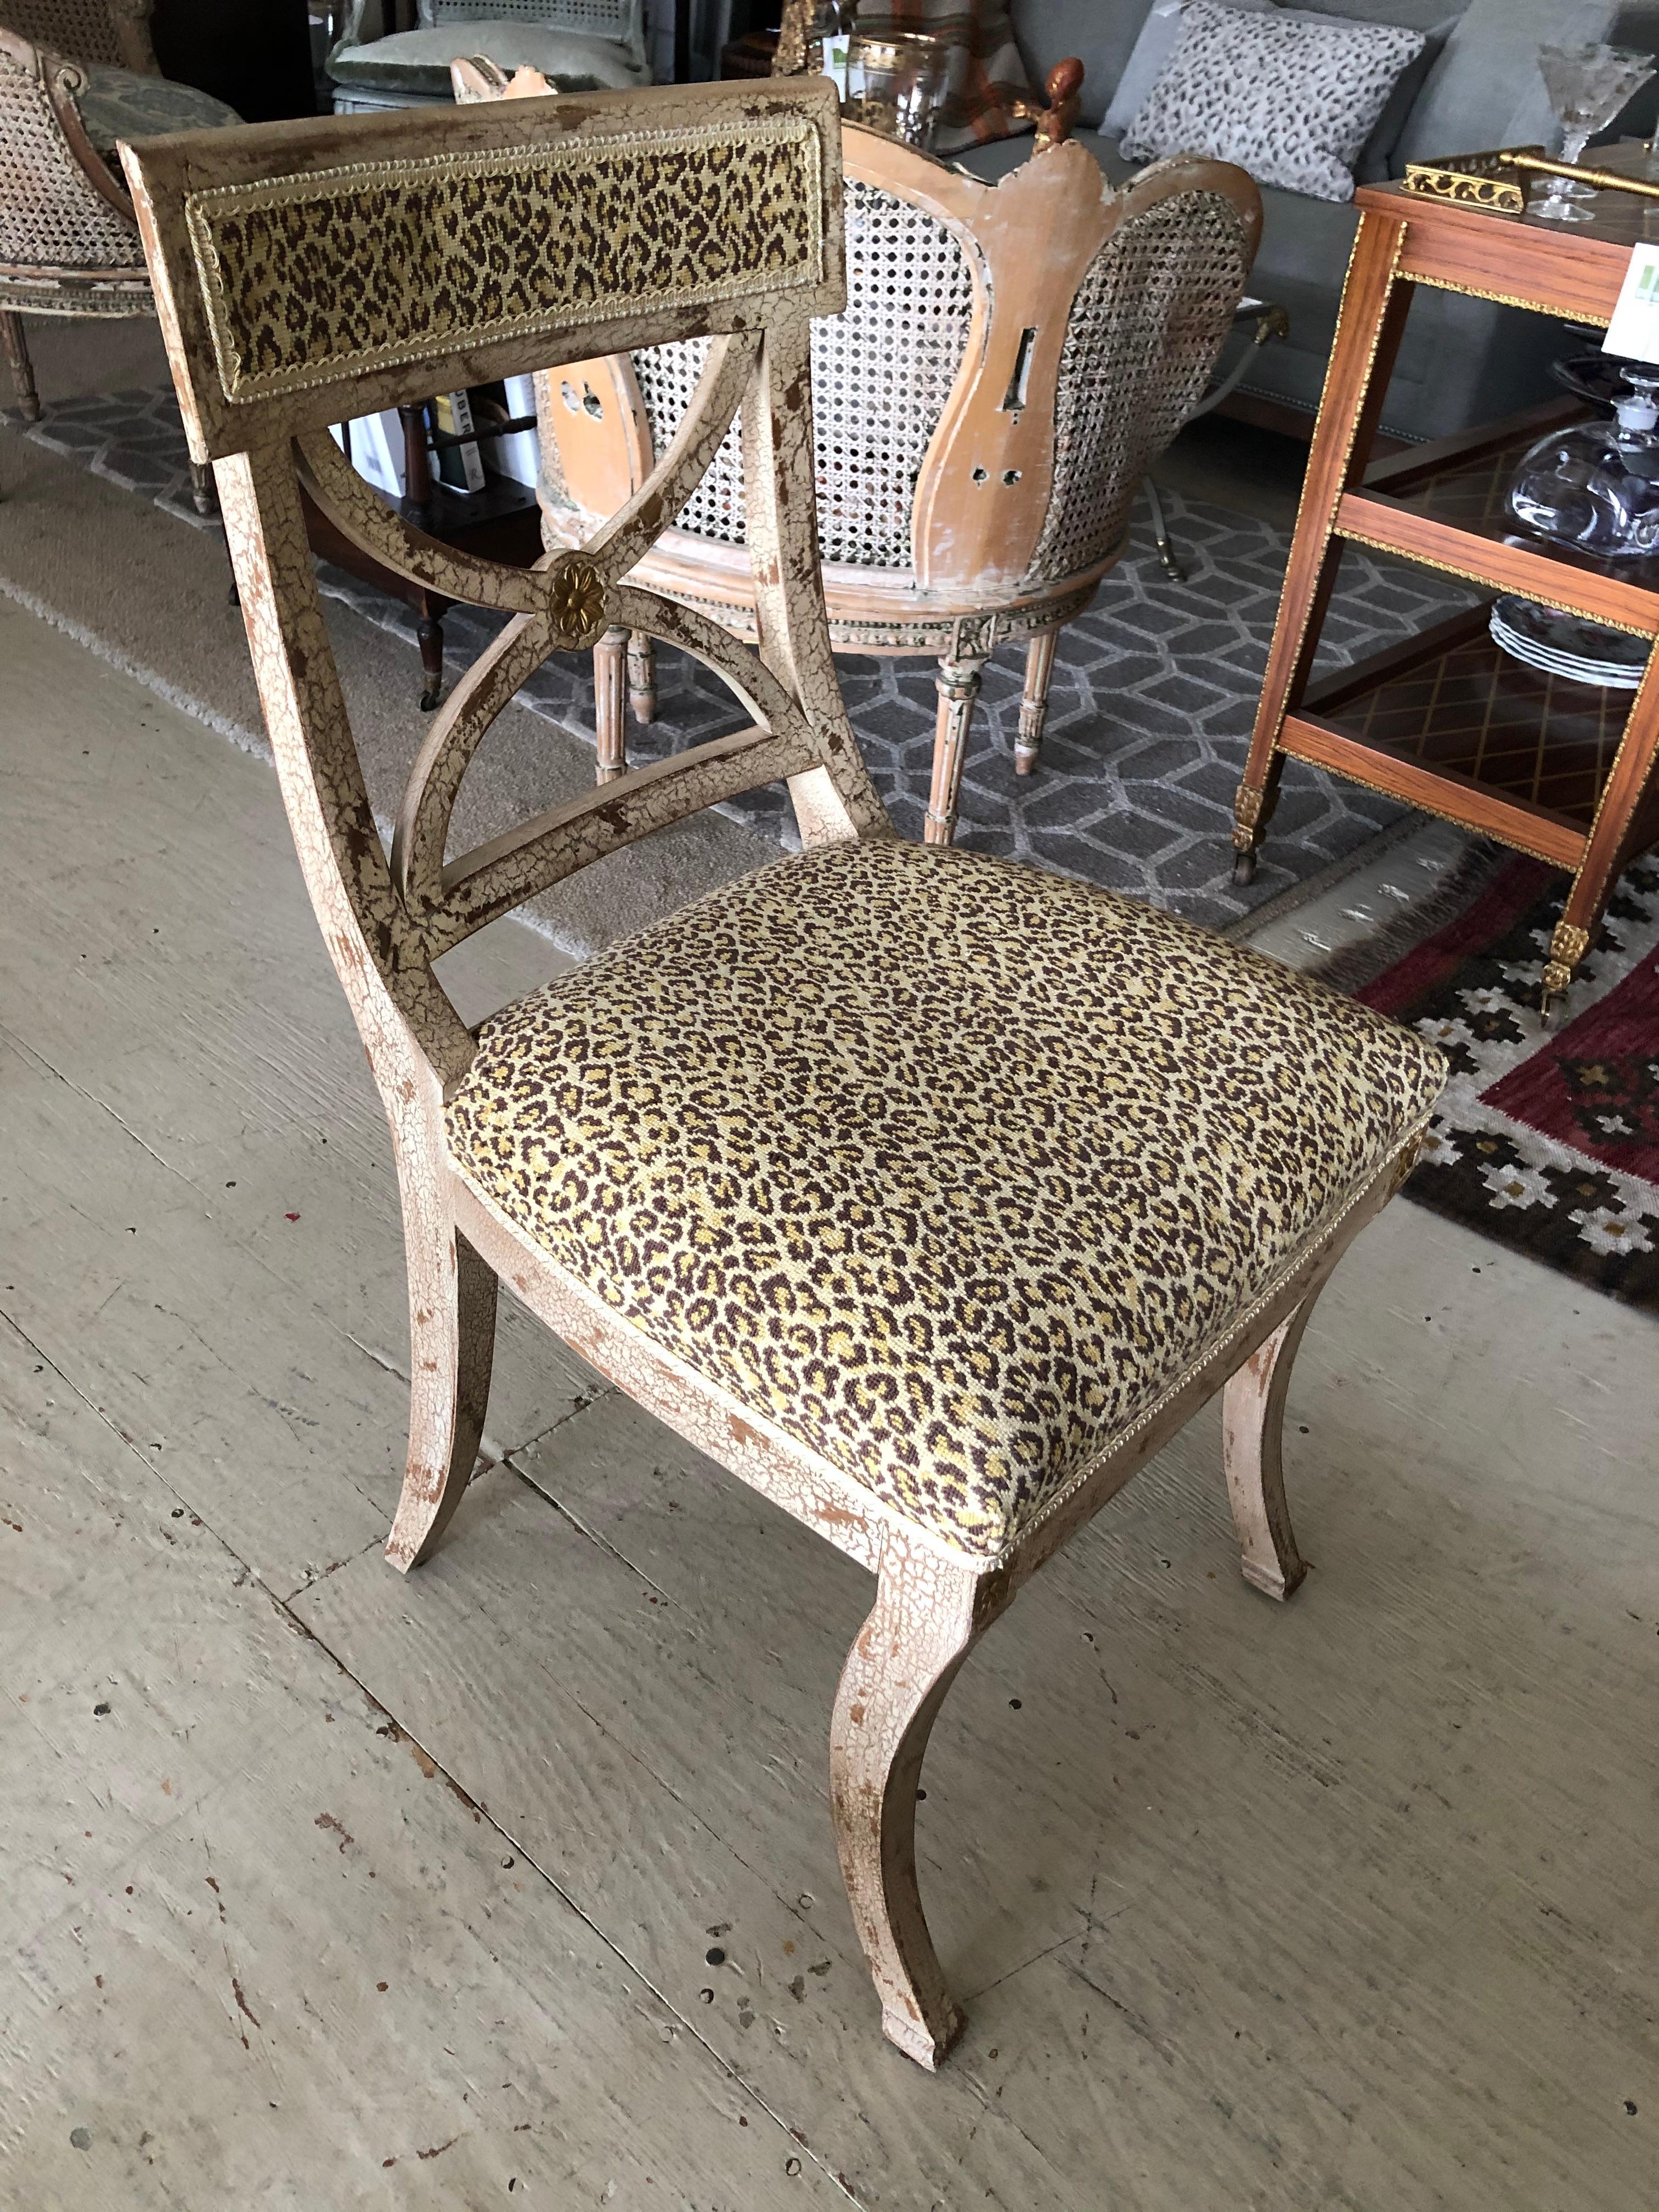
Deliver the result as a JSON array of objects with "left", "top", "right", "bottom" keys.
[
  {"left": 121, "top": 80, "right": 847, "bottom": 458},
  {"left": 186, "top": 124, "right": 825, "bottom": 404}
]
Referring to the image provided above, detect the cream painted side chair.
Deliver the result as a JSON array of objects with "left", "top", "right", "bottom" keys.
[
  {"left": 126, "top": 79, "right": 1444, "bottom": 2069},
  {"left": 527, "top": 104, "right": 1261, "bottom": 842},
  {"left": 0, "top": 10, "right": 236, "bottom": 507}
]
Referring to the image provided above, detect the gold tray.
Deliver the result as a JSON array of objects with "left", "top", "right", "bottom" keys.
[{"left": 1403, "top": 144, "right": 1659, "bottom": 213}]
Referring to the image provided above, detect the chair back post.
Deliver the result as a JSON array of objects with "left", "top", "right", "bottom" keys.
[
  {"left": 908, "top": 145, "right": 1261, "bottom": 596},
  {"left": 854, "top": 128, "right": 1116, "bottom": 597},
  {"left": 121, "top": 82, "right": 882, "bottom": 1123}
]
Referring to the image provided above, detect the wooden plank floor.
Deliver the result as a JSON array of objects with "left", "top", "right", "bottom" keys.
[{"left": 2, "top": 593, "right": 1656, "bottom": 2208}]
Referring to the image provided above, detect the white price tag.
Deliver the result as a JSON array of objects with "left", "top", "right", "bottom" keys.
[{"left": 1603, "top": 242, "right": 1659, "bottom": 363}]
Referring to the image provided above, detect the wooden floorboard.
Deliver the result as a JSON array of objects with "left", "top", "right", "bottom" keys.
[
  {"left": 0, "top": 1321, "right": 848, "bottom": 2207},
  {"left": 3, "top": 594, "right": 1657, "bottom": 2207}
]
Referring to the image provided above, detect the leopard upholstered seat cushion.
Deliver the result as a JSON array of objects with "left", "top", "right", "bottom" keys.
[{"left": 447, "top": 840, "right": 1444, "bottom": 1562}]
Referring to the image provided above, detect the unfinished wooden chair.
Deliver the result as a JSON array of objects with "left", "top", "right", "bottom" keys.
[
  {"left": 125, "top": 80, "right": 1445, "bottom": 2069},
  {"left": 529, "top": 112, "right": 1261, "bottom": 840}
]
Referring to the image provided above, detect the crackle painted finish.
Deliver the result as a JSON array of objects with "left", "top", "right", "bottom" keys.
[{"left": 124, "top": 83, "right": 1442, "bottom": 2069}]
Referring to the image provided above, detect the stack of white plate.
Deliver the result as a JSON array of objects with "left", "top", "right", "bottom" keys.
[{"left": 1489, "top": 596, "right": 1651, "bottom": 692}]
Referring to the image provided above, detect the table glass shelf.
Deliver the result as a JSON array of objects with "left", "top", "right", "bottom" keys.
[
  {"left": 1306, "top": 629, "right": 1635, "bottom": 827},
  {"left": 1362, "top": 416, "right": 1659, "bottom": 610}
]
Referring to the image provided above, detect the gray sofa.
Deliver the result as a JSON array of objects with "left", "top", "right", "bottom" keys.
[{"left": 953, "top": 0, "right": 1659, "bottom": 441}]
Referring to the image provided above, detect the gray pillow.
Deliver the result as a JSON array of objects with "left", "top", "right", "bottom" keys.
[
  {"left": 1102, "top": 0, "right": 1272, "bottom": 137},
  {"left": 329, "top": 21, "right": 648, "bottom": 98},
  {"left": 1393, "top": 0, "right": 1624, "bottom": 167},
  {"left": 1120, "top": 0, "right": 1427, "bottom": 201},
  {"left": 1353, "top": 14, "right": 1458, "bottom": 183},
  {"left": 76, "top": 61, "right": 240, "bottom": 153}
]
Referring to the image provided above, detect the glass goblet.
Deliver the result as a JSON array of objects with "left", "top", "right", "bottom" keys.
[{"left": 1532, "top": 42, "right": 1655, "bottom": 222}]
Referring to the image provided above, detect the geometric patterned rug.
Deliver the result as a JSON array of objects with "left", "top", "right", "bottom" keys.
[
  {"left": 24, "top": 382, "right": 1476, "bottom": 932},
  {"left": 23, "top": 387, "right": 1658, "bottom": 1310},
  {"left": 1352, "top": 850, "right": 1659, "bottom": 1314}
]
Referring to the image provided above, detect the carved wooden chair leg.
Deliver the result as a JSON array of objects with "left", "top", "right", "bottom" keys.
[
  {"left": 1014, "top": 625, "right": 1060, "bottom": 776},
  {"left": 1220, "top": 1283, "right": 1327, "bottom": 1600},
  {"left": 2, "top": 311, "right": 40, "bottom": 421},
  {"left": 1541, "top": 916, "right": 1591, "bottom": 1021},
  {"left": 1230, "top": 752, "right": 1284, "bottom": 887},
  {"left": 187, "top": 456, "right": 218, "bottom": 517},
  {"left": 627, "top": 629, "right": 657, "bottom": 725},
  {"left": 830, "top": 1533, "right": 1003, "bottom": 2067},
  {"left": 594, "top": 626, "right": 630, "bottom": 782},
  {"left": 1143, "top": 476, "right": 1187, "bottom": 582},
  {"left": 384, "top": 1205, "right": 499, "bottom": 1575},
  {"left": 924, "top": 650, "right": 987, "bottom": 845},
  {"left": 416, "top": 607, "right": 446, "bottom": 712}
]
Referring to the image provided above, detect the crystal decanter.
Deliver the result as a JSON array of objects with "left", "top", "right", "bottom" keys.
[{"left": 1508, "top": 371, "right": 1659, "bottom": 558}]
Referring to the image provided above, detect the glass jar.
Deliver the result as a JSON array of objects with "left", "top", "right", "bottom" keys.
[
  {"left": 803, "top": 0, "right": 843, "bottom": 78},
  {"left": 844, "top": 33, "right": 949, "bottom": 148},
  {"left": 1508, "top": 372, "right": 1659, "bottom": 558}
]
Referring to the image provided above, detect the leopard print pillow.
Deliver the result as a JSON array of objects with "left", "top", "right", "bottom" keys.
[{"left": 1120, "top": 0, "right": 1427, "bottom": 204}]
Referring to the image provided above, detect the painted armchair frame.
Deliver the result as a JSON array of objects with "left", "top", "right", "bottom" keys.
[{"left": 125, "top": 81, "right": 1424, "bottom": 2069}]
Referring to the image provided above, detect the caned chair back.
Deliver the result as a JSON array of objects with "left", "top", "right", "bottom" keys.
[
  {"left": 420, "top": 0, "right": 647, "bottom": 77},
  {"left": 121, "top": 80, "right": 883, "bottom": 1098},
  {"left": 0, "top": 26, "right": 148, "bottom": 291},
  {"left": 545, "top": 131, "right": 1260, "bottom": 603},
  {"left": 0, "top": 0, "right": 156, "bottom": 72}
]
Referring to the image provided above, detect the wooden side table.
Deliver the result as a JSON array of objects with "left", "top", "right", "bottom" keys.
[{"left": 1233, "top": 149, "right": 1659, "bottom": 1011}]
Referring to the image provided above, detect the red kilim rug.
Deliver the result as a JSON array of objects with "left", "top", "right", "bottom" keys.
[{"left": 1353, "top": 849, "right": 1659, "bottom": 1314}]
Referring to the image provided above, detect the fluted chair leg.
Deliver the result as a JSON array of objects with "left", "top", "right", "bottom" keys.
[
  {"left": 594, "top": 627, "right": 629, "bottom": 783},
  {"left": 627, "top": 630, "right": 657, "bottom": 725},
  {"left": 1015, "top": 627, "right": 1060, "bottom": 776},
  {"left": 2, "top": 312, "right": 40, "bottom": 421},
  {"left": 1144, "top": 476, "right": 1187, "bottom": 583},
  {"left": 925, "top": 651, "right": 986, "bottom": 845}
]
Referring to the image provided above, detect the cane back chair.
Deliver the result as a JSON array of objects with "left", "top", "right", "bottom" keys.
[
  {"left": 0, "top": 0, "right": 155, "bottom": 71},
  {"left": 125, "top": 80, "right": 1445, "bottom": 2068},
  {"left": 530, "top": 112, "right": 1261, "bottom": 842},
  {"left": 0, "top": 17, "right": 233, "bottom": 507}
]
